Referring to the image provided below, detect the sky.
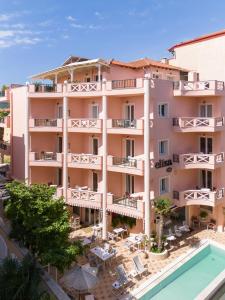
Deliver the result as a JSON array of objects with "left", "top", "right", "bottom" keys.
[{"left": 1, "top": 0, "right": 225, "bottom": 85}]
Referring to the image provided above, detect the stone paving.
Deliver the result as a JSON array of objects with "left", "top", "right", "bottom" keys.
[{"left": 64, "top": 228, "right": 225, "bottom": 300}]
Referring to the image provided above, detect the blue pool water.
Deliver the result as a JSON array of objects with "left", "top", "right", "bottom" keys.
[{"left": 140, "top": 245, "right": 225, "bottom": 300}]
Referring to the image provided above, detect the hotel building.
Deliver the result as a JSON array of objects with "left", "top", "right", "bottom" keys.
[{"left": 10, "top": 29, "right": 225, "bottom": 238}]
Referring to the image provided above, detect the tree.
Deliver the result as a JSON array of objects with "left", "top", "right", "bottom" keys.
[
  {"left": 153, "top": 197, "right": 172, "bottom": 252},
  {"left": 5, "top": 181, "right": 83, "bottom": 272},
  {"left": 0, "top": 254, "right": 50, "bottom": 300}
]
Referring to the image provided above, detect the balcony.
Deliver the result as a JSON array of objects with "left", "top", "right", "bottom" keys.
[
  {"left": 174, "top": 80, "right": 225, "bottom": 96},
  {"left": 67, "top": 188, "right": 102, "bottom": 209},
  {"left": 105, "top": 78, "right": 144, "bottom": 95},
  {"left": 29, "top": 118, "right": 63, "bottom": 132},
  {"left": 107, "top": 193, "right": 144, "bottom": 219},
  {"left": 28, "top": 84, "right": 63, "bottom": 96},
  {"left": 176, "top": 188, "right": 224, "bottom": 207},
  {"left": 68, "top": 153, "right": 102, "bottom": 170},
  {"left": 29, "top": 152, "right": 62, "bottom": 167},
  {"left": 67, "top": 82, "right": 102, "bottom": 95},
  {"left": 107, "top": 119, "right": 144, "bottom": 135},
  {"left": 174, "top": 152, "right": 224, "bottom": 170},
  {"left": 107, "top": 156, "right": 144, "bottom": 176},
  {"left": 173, "top": 117, "right": 224, "bottom": 132},
  {"left": 68, "top": 119, "right": 102, "bottom": 133}
]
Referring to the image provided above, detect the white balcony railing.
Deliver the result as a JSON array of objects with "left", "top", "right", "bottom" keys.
[
  {"left": 68, "top": 82, "right": 101, "bottom": 93},
  {"left": 173, "top": 117, "right": 224, "bottom": 131},
  {"left": 68, "top": 119, "right": 102, "bottom": 130},
  {"left": 179, "top": 188, "right": 224, "bottom": 206},
  {"left": 178, "top": 152, "right": 224, "bottom": 168},
  {"left": 174, "top": 80, "right": 224, "bottom": 92},
  {"left": 68, "top": 153, "right": 102, "bottom": 166},
  {"left": 67, "top": 188, "right": 102, "bottom": 209}
]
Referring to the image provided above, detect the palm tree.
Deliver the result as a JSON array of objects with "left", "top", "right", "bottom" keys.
[
  {"left": 153, "top": 197, "right": 172, "bottom": 252},
  {"left": 0, "top": 254, "right": 50, "bottom": 300}
]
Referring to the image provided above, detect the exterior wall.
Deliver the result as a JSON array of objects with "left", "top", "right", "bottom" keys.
[{"left": 170, "top": 35, "right": 225, "bottom": 81}]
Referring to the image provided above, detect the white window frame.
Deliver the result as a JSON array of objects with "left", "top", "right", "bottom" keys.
[
  {"left": 158, "top": 139, "right": 169, "bottom": 156},
  {"left": 90, "top": 104, "right": 99, "bottom": 119},
  {"left": 158, "top": 103, "right": 169, "bottom": 118},
  {"left": 159, "top": 176, "right": 169, "bottom": 195}
]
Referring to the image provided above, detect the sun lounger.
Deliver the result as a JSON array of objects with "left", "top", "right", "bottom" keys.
[{"left": 132, "top": 255, "right": 148, "bottom": 276}]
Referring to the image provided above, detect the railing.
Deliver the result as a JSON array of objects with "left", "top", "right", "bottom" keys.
[
  {"left": 179, "top": 152, "right": 224, "bottom": 166},
  {"left": 182, "top": 188, "right": 224, "bottom": 203},
  {"left": 70, "top": 153, "right": 102, "bottom": 165},
  {"left": 34, "top": 84, "right": 56, "bottom": 93},
  {"left": 69, "top": 82, "right": 100, "bottom": 92},
  {"left": 34, "top": 119, "right": 58, "bottom": 127},
  {"left": 112, "top": 79, "right": 136, "bottom": 89},
  {"left": 34, "top": 152, "right": 57, "bottom": 161},
  {"left": 69, "top": 119, "right": 100, "bottom": 129},
  {"left": 113, "top": 196, "right": 138, "bottom": 209},
  {"left": 173, "top": 117, "right": 224, "bottom": 129},
  {"left": 112, "top": 157, "right": 137, "bottom": 168},
  {"left": 112, "top": 119, "right": 137, "bottom": 128},
  {"left": 174, "top": 80, "right": 225, "bottom": 91},
  {"left": 70, "top": 189, "right": 102, "bottom": 202}
]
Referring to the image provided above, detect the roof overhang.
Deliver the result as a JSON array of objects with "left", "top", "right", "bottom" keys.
[{"left": 30, "top": 58, "right": 109, "bottom": 81}]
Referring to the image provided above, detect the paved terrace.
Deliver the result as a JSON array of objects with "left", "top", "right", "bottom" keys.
[{"left": 64, "top": 227, "right": 225, "bottom": 300}]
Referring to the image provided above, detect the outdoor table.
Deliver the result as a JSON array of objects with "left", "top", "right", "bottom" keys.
[
  {"left": 126, "top": 235, "right": 142, "bottom": 251},
  {"left": 166, "top": 235, "right": 176, "bottom": 247},
  {"left": 92, "top": 223, "right": 103, "bottom": 237},
  {"left": 113, "top": 228, "right": 125, "bottom": 239},
  {"left": 178, "top": 225, "right": 190, "bottom": 232},
  {"left": 81, "top": 237, "right": 92, "bottom": 246},
  {"left": 90, "top": 246, "right": 115, "bottom": 269}
]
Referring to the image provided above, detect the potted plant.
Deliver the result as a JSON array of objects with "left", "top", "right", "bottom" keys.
[
  {"left": 149, "top": 197, "right": 172, "bottom": 260},
  {"left": 199, "top": 210, "right": 208, "bottom": 221}
]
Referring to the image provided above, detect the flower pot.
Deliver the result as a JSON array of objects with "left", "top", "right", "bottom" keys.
[{"left": 149, "top": 249, "right": 168, "bottom": 260}]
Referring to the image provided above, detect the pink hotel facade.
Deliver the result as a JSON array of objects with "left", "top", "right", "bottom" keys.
[{"left": 9, "top": 29, "right": 225, "bottom": 238}]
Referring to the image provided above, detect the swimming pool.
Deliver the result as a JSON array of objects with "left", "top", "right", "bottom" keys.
[{"left": 132, "top": 241, "right": 225, "bottom": 300}]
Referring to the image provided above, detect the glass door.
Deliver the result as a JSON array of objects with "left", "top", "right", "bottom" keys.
[
  {"left": 57, "top": 136, "right": 63, "bottom": 153},
  {"left": 125, "top": 104, "right": 135, "bottom": 121},
  {"left": 125, "top": 174, "right": 134, "bottom": 195},
  {"left": 125, "top": 139, "right": 134, "bottom": 157},
  {"left": 92, "top": 172, "right": 98, "bottom": 192},
  {"left": 200, "top": 137, "right": 212, "bottom": 154},
  {"left": 200, "top": 170, "right": 212, "bottom": 190},
  {"left": 200, "top": 104, "right": 212, "bottom": 117},
  {"left": 57, "top": 105, "right": 63, "bottom": 118},
  {"left": 91, "top": 104, "right": 99, "bottom": 119},
  {"left": 92, "top": 138, "right": 98, "bottom": 155}
]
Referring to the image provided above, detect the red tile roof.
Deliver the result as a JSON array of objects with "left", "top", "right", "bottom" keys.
[
  {"left": 110, "top": 58, "right": 186, "bottom": 71},
  {"left": 169, "top": 29, "right": 225, "bottom": 52}
]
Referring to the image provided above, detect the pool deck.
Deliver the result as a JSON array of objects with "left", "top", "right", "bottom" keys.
[{"left": 66, "top": 228, "right": 225, "bottom": 299}]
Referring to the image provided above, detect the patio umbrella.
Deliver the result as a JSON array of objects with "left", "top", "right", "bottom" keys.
[{"left": 60, "top": 264, "right": 99, "bottom": 292}]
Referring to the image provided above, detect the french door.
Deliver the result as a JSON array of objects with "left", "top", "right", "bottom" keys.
[
  {"left": 200, "top": 104, "right": 212, "bottom": 118},
  {"left": 125, "top": 174, "right": 134, "bottom": 194},
  {"left": 92, "top": 172, "right": 98, "bottom": 192},
  {"left": 200, "top": 170, "right": 212, "bottom": 190},
  {"left": 125, "top": 139, "right": 134, "bottom": 157},
  {"left": 200, "top": 137, "right": 212, "bottom": 154},
  {"left": 91, "top": 104, "right": 99, "bottom": 119},
  {"left": 92, "top": 138, "right": 98, "bottom": 155},
  {"left": 57, "top": 136, "right": 63, "bottom": 153},
  {"left": 57, "top": 105, "right": 63, "bottom": 118},
  {"left": 124, "top": 104, "right": 135, "bottom": 121}
]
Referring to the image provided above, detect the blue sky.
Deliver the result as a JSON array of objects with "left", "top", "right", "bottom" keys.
[{"left": 1, "top": 0, "right": 225, "bottom": 85}]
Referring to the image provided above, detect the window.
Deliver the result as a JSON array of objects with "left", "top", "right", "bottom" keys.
[
  {"left": 159, "top": 140, "right": 168, "bottom": 156},
  {"left": 160, "top": 177, "right": 169, "bottom": 195},
  {"left": 158, "top": 103, "right": 168, "bottom": 117},
  {"left": 152, "top": 73, "right": 162, "bottom": 79}
]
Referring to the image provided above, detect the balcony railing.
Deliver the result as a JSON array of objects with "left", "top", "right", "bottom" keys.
[
  {"left": 112, "top": 119, "right": 137, "bottom": 128},
  {"left": 68, "top": 119, "right": 102, "bottom": 131},
  {"left": 112, "top": 79, "right": 136, "bottom": 89},
  {"left": 28, "top": 83, "right": 63, "bottom": 93},
  {"left": 34, "top": 119, "right": 58, "bottom": 127},
  {"left": 174, "top": 80, "right": 225, "bottom": 92},
  {"left": 175, "top": 152, "right": 224, "bottom": 169},
  {"left": 173, "top": 117, "right": 224, "bottom": 132},
  {"left": 107, "top": 193, "right": 144, "bottom": 218},
  {"left": 177, "top": 188, "right": 224, "bottom": 206},
  {"left": 66, "top": 188, "right": 102, "bottom": 209},
  {"left": 69, "top": 153, "right": 102, "bottom": 166},
  {"left": 68, "top": 82, "right": 101, "bottom": 93},
  {"left": 34, "top": 152, "right": 57, "bottom": 161},
  {"left": 112, "top": 157, "right": 137, "bottom": 168}
]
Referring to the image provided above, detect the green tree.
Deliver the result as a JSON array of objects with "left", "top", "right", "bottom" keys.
[
  {"left": 0, "top": 254, "right": 50, "bottom": 300},
  {"left": 153, "top": 197, "right": 172, "bottom": 252},
  {"left": 5, "top": 181, "right": 83, "bottom": 272}
]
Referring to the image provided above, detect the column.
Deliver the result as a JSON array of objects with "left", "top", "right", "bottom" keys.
[
  {"left": 63, "top": 82, "right": 68, "bottom": 202},
  {"left": 98, "top": 64, "right": 101, "bottom": 82},
  {"left": 102, "top": 79, "right": 107, "bottom": 240},
  {"left": 25, "top": 83, "right": 30, "bottom": 184},
  {"left": 144, "top": 76, "right": 151, "bottom": 238}
]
